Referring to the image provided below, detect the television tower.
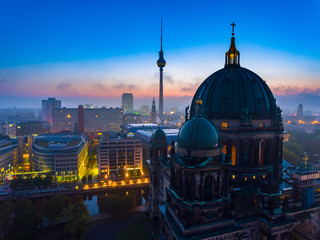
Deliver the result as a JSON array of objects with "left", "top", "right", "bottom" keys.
[{"left": 156, "top": 19, "right": 166, "bottom": 121}]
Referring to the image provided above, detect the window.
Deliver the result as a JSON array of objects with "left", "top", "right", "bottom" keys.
[
  {"left": 231, "top": 145, "right": 236, "bottom": 166},
  {"left": 221, "top": 122, "right": 228, "bottom": 129},
  {"left": 222, "top": 145, "right": 227, "bottom": 154}
]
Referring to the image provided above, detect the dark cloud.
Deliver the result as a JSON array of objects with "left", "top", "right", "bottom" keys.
[
  {"left": 112, "top": 83, "right": 137, "bottom": 91},
  {"left": 180, "top": 78, "right": 202, "bottom": 92},
  {"left": 153, "top": 72, "right": 174, "bottom": 84},
  {"left": 57, "top": 83, "right": 72, "bottom": 91}
]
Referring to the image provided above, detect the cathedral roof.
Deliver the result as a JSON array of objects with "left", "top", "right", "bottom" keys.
[{"left": 190, "top": 32, "right": 277, "bottom": 120}]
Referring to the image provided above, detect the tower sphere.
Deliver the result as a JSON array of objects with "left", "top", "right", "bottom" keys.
[{"left": 157, "top": 58, "right": 166, "bottom": 68}]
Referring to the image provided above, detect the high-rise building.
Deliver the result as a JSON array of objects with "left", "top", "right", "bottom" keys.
[
  {"left": 156, "top": 19, "right": 166, "bottom": 121},
  {"left": 122, "top": 93, "right": 133, "bottom": 113},
  {"left": 98, "top": 133, "right": 142, "bottom": 179},
  {"left": 297, "top": 103, "right": 304, "bottom": 120},
  {"left": 42, "top": 97, "right": 61, "bottom": 122},
  {"left": 52, "top": 106, "right": 123, "bottom": 134}
]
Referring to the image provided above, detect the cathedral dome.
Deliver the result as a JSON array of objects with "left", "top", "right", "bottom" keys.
[
  {"left": 190, "top": 35, "right": 277, "bottom": 120},
  {"left": 151, "top": 127, "right": 167, "bottom": 147},
  {"left": 177, "top": 115, "right": 221, "bottom": 158}
]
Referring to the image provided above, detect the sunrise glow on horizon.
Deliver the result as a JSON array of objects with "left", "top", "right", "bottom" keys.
[{"left": 0, "top": 0, "right": 319, "bottom": 110}]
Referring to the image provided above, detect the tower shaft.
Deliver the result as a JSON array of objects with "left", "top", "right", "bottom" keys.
[{"left": 159, "top": 68, "right": 163, "bottom": 121}]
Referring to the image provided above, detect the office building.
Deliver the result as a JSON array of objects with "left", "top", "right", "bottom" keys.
[
  {"left": 0, "top": 136, "right": 18, "bottom": 177},
  {"left": 98, "top": 133, "right": 142, "bottom": 180},
  {"left": 1, "top": 122, "right": 16, "bottom": 138},
  {"left": 52, "top": 106, "right": 123, "bottom": 134},
  {"left": 297, "top": 103, "right": 304, "bottom": 120},
  {"left": 32, "top": 133, "right": 88, "bottom": 182},
  {"left": 122, "top": 93, "right": 133, "bottom": 113},
  {"left": 16, "top": 120, "right": 50, "bottom": 136},
  {"left": 42, "top": 97, "right": 61, "bottom": 122}
]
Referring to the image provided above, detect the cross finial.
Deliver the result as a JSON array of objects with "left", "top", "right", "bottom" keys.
[{"left": 231, "top": 22, "right": 236, "bottom": 36}]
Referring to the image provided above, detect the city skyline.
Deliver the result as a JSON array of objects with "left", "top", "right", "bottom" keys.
[{"left": 0, "top": 0, "right": 319, "bottom": 110}]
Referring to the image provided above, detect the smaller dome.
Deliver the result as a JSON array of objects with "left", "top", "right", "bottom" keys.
[
  {"left": 177, "top": 116, "right": 221, "bottom": 159},
  {"left": 151, "top": 127, "right": 167, "bottom": 147}
]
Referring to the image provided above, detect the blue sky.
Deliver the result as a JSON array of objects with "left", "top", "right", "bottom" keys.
[{"left": 0, "top": 0, "right": 319, "bottom": 111}]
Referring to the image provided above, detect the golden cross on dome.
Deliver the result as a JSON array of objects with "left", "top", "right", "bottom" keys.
[
  {"left": 303, "top": 153, "right": 309, "bottom": 166},
  {"left": 231, "top": 22, "right": 236, "bottom": 36}
]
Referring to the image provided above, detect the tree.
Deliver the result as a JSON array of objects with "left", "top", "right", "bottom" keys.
[
  {"left": 0, "top": 201, "right": 14, "bottom": 240},
  {"left": 9, "top": 199, "right": 38, "bottom": 240},
  {"left": 283, "top": 147, "right": 300, "bottom": 165},
  {"left": 35, "top": 198, "right": 49, "bottom": 228},
  {"left": 87, "top": 175, "right": 92, "bottom": 182},
  {"left": 63, "top": 201, "right": 90, "bottom": 239},
  {"left": 46, "top": 194, "right": 70, "bottom": 225},
  {"left": 284, "top": 142, "right": 303, "bottom": 157},
  {"left": 81, "top": 176, "right": 87, "bottom": 184}
]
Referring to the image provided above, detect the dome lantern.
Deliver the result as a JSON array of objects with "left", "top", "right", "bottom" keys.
[{"left": 225, "top": 22, "right": 240, "bottom": 67}]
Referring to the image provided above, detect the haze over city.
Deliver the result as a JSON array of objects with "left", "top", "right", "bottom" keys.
[{"left": 0, "top": 0, "right": 319, "bottom": 111}]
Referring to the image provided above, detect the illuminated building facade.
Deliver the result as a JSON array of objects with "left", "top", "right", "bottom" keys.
[
  {"left": 42, "top": 97, "right": 61, "bottom": 122},
  {"left": 98, "top": 133, "right": 142, "bottom": 179},
  {"left": 52, "top": 106, "right": 123, "bottom": 134},
  {"left": 1, "top": 122, "right": 16, "bottom": 138},
  {"left": 0, "top": 136, "right": 18, "bottom": 177},
  {"left": 149, "top": 24, "right": 320, "bottom": 240},
  {"left": 122, "top": 93, "right": 134, "bottom": 113},
  {"left": 32, "top": 133, "right": 88, "bottom": 182}
]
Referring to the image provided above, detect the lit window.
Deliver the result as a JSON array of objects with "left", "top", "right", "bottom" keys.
[
  {"left": 253, "top": 176, "right": 255, "bottom": 180},
  {"left": 232, "top": 175, "right": 235, "bottom": 179},
  {"left": 245, "top": 177, "right": 247, "bottom": 181},
  {"left": 221, "top": 122, "right": 228, "bottom": 129},
  {"left": 67, "top": 114, "right": 71, "bottom": 118},
  {"left": 222, "top": 145, "right": 227, "bottom": 154},
  {"left": 231, "top": 145, "right": 236, "bottom": 166}
]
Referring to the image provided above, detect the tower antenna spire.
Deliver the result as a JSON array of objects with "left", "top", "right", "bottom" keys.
[{"left": 161, "top": 18, "right": 163, "bottom": 51}]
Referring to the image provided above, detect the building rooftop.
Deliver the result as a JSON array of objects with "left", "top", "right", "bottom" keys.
[
  {"left": 34, "top": 133, "right": 85, "bottom": 150},
  {"left": 136, "top": 129, "right": 179, "bottom": 138}
]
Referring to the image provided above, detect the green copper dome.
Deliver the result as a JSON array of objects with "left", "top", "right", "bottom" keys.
[
  {"left": 151, "top": 127, "right": 167, "bottom": 147},
  {"left": 177, "top": 116, "right": 220, "bottom": 152}
]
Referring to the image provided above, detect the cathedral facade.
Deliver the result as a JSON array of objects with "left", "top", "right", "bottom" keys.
[{"left": 148, "top": 24, "right": 320, "bottom": 240}]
